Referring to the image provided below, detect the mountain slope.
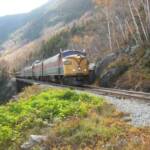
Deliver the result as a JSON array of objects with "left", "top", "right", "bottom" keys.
[
  {"left": 0, "top": 14, "right": 28, "bottom": 47},
  {"left": 0, "top": 0, "right": 93, "bottom": 51}
]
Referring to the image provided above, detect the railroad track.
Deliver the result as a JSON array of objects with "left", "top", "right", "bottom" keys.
[
  {"left": 16, "top": 78, "right": 150, "bottom": 101},
  {"left": 84, "top": 86, "right": 150, "bottom": 101}
]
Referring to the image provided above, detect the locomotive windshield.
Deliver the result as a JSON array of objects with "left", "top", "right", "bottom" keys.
[{"left": 62, "top": 50, "right": 86, "bottom": 57}]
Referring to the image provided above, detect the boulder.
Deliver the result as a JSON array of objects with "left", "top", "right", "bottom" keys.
[
  {"left": 100, "top": 65, "right": 128, "bottom": 87},
  {"left": 21, "top": 135, "right": 48, "bottom": 150},
  {"left": 95, "top": 52, "right": 119, "bottom": 77}
]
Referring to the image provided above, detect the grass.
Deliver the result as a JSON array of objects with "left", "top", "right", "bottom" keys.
[
  {"left": 0, "top": 85, "right": 150, "bottom": 150},
  {"left": 45, "top": 109, "right": 150, "bottom": 150},
  {"left": 0, "top": 86, "right": 105, "bottom": 149}
]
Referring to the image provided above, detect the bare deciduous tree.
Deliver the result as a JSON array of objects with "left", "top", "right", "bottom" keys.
[
  {"left": 106, "top": 6, "right": 112, "bottom": 51},
  {"left": 132, "top": 0, "right": 149, "bottom": 41},
  {"left": 125, "top": 18, "right": 138, "bottom": 44},
  {"left": 128, "top": 0, "right": 142, "bottom": 43},
  {"left": 115, "top": 16, "right": 127, "bottom": 42},
  {"left": 146, "top": 0, "right": 150, "bottom": 30}
]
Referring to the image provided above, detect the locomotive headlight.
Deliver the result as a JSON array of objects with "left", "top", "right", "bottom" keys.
[
  {"left": 84, "top": 69, "right": 87, "bottom": 72},
  {"left": 73, "top": 69, "right": 76, "bottom": 72}
]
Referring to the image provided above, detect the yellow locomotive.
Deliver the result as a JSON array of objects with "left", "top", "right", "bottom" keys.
[
  {"left": 62, "top": 50, "right": 89, "bottom": 84},
  {"left": 18, "top": 50, "right": 90, "bottom": 85},
  {"left": 63, "top": 50, "right": 89, "bottom": 76}
]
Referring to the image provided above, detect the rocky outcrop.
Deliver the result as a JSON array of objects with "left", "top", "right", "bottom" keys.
[
  {"left": 95, "top": 45, "right": 150, "bottom": 91},
  {"left": 0, "top": 78, "right": 17, "bottom": 103},
  {"left": 95, "top": 52, "right": 119, "bottom": 77},
  {"left": 100, "top": 65, "right": 129, "bottom": 87},
  {"left": 95, "top": 51, "right": 129, "bottom": 87}
]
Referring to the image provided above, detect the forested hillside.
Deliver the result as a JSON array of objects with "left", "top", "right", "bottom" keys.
[
  {"left": 0, "top": 0, "right": 92, "bottom": 51},
  {"left": 0, "top": 14, "right": 28, "bottom": 48}
]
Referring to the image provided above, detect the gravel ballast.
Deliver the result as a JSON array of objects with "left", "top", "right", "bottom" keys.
[{"left": 104, "top": 96, "right": 150, "bottom": 127}]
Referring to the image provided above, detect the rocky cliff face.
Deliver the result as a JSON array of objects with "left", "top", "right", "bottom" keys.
[
  {"left": 95, "top": 46, "right": 150, "bottom": 92},
  {"left": 0, "top": 79, "right": 17, "bottom": 103}
]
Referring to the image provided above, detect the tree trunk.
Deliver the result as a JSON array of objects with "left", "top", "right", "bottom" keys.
[
  {"left": 115, "top": 16, "right": 126, "bottom": 42},
  {"left": 128, "top": 0, "right": 142, "bottom": 43},
  {"left": 106, "top": 8, "right": 112, "bottom": 51},
  {"left": 146, "top": 0, "right": 150, "bottom": 31},
  {"left": 125, "top": 18, "right": 138, "bottom": 45},
  {"left": 132, "top": 1, "right": 149, "bottom": 41}
]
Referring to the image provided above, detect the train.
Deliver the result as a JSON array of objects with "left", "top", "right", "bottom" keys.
[{"left": 16, "top": 50, "right": 93, "bottom": 85}]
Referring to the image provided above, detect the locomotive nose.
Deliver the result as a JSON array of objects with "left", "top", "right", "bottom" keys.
[{"left": 63, "top": 55, "right": 89, "bottom": 76}]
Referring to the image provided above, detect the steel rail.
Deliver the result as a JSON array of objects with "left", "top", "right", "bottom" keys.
[{"left": 16, "top": 78, "right": 150, "bottom": 101}]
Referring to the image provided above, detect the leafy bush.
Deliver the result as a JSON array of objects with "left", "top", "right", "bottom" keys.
[{"left": 0, "top": 87, "right": 104, "bottom": 148}]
